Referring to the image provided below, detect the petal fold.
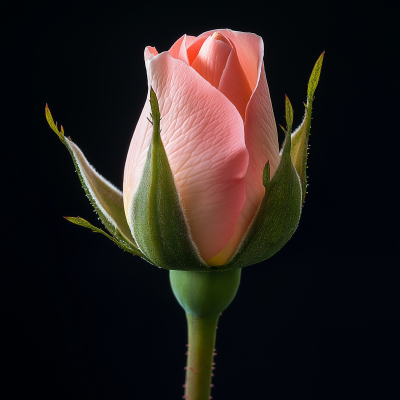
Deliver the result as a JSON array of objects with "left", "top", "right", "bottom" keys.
[
  {"left": 187, "top": 36, "right": 208, "bottom": 65},
  {"left": 169, "top": 35, "right": 197, "bottom": 65},
  {"left": 222, "top": 122, "right": 302, "bottom": 270},
  {"left": 217, "top": 39, "right": 252, "bottom": 120},
  {"left": 190, "top": 36, "right": 232, "bottom": 89},
  {"left": 124, "top": 52, "right": 248, "bottom": 261},
  {"left": 204, "top": 32, "right": 280, "bottom": 265},
  {"left": 198, "top": 29, "right": 264, "bottom": 91}
]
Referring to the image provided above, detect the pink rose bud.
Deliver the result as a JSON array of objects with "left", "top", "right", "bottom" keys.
[
  {"left": 124, "top": 30, "right": 282, "bottom": 266},
  {"left": 46, "top": 29, "right": 323, "bottom": 271}
]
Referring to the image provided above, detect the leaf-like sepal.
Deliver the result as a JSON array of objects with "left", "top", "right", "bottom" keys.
[
  {"left": 64, "top": 217, "right": 138, "bottom": 255},
  {"left": 128, "top": 88, "right": 209, "bottom": 271},
  {"left": 45, "top": 105, "right": 144, "bottom": 257},
  {"left": 223, "top": 99, "right": 302, "bottom": 270},
  {"left": 289, "top": 52, "right": 324, "bottom": 204},
  {"left": 307, "top": 52, "right": 324, "bottom": 100},
  {"left": 285, "top": 95, "right": 293, "bottom": 132}
]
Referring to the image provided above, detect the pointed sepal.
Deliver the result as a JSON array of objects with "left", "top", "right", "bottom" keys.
[
  {"left": 289, "top": 52, "right": 324, "bottom": 204},
  {"left": 64, "top": 216, "right": 141, "bottom": 255},
  {"left": 263, "top": 161, "right": 271, "bottom": 187},
  {"left": 223, "top": 97, "right": 302, "bottom": 270},
  {"left": 128, "top": 88, "right": 209, "bottom": 271},
  {"left": 285, "top": 95, "right": 293, "bottom": 133},
  {"left": 45, "top": 105, "right": 144, "bottom": 257}
]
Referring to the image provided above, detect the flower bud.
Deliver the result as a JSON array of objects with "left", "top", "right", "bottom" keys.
[{"left": 46, "top": 30, "right": 324, "bottom": 272}]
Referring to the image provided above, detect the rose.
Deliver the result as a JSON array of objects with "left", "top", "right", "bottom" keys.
[
  {"left": 124, "top": 29, "right": 281, "bottom": 266},
  {"left": 46, "top": 31, "right": 323, "bottom": 400},
  {"left": 46, "top": 29, "right": 323, "bottom": 271}
]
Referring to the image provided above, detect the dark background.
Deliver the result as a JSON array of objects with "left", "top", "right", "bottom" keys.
[{"left": 1, "top": 1, "right": 397, "bottom": 399}]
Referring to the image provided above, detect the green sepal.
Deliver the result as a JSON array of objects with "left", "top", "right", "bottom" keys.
[
  {"left": 45, "top": 105, "right": 144, "bottom": 258},
  {"left": 285, "top": 95, "right": 294, "bottom": 132},
  {"left": 289, "top": 52, "right": 324, "bottom": 204},
  {"left": 128, "top": 88, "right": 208, "bottom": 271},
  {"left": 222, "top": 97, "right": 302, "bottom": 271},
  {"left": 64, "top": 216, "right": 139, "bottom": 255}
]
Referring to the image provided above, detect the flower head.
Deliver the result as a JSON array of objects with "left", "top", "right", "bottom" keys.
[{"left": 46, "top": 29, "right": 324, "bottom": 271}]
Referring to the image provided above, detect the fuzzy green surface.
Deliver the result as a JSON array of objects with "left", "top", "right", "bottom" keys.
[
  {"left": 130, "top": 88, "right": 208, "bottom": 271},
  {"left": 290, "top": 52, "right": 324, "bottom": 204},
  {"left": 170, "top": 269, "right": 241, "bottom": 317}
]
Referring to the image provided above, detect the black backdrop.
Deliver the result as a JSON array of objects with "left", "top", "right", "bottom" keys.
[{"left": 1, "top": 1, "right": 397, "bottom": 399}]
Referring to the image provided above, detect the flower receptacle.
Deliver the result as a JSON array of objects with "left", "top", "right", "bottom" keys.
[{"left": 169, "top": 269, "right": 241, "bottom": 318}]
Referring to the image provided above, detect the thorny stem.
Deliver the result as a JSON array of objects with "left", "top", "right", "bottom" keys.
[
  {"left": 184, "top": 313, "right": 219, "bottom": 400},
  {"left": 170, "top": 269, "right": 241, "bottom": 400}
]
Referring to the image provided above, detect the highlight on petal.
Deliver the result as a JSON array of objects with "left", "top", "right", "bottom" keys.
[
  {"left": 211, "top": 31, "right": 231, "bottom": 46},
  {"left": 124, "top": 52, "right": 249, "bottom": 261}
]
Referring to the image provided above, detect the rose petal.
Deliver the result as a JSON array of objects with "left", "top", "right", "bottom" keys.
[
  {"left": 243, "top": 61, "right": 280, "bottom": 212},
  {"left": 191, "top": 36, "right": 232, "bottom": 89},
  {"left": 187, "top": 36, "right": 208, "bottom": 65},
  {"left": 177, "top": 35, "right": 190, "bottom": 65},
  {"left": 216, "top": 33, "right": 252, "bottom": 120},
  {"left": 198, "top": 29, "right": 263, "bottom": 92},
  {"left": 178, "top": 35, "right": 197, "bottom": 65},
  {"left": 169, "top": 35, "right": 185, "bottom": 59},
  {"left": 185, "top": 35, "right": 197, "bottom": 48},
  {"left": 145, "top": 46, "right": 158, "bottom": 61},
  {"left": 124, "top": 50, "right": 249, "bottom": 261},
  {"left": 168, "top": 35, "right": 197, "bottom": 65},
  {"left": 203, "top": 31, "right": 280, "bottom": 265}
]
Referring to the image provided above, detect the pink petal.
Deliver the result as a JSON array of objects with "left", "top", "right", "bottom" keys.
[
  {"left": 216, "top": 35, "right": 252, "bottom": 120},
  {"left": 190, "top": 36, "right": 232, "bottom": 89},
  {"left": 168, "top": 35, "right": 197, "bottom": 65},
  {"left": 177, "top": 36, "right": 190, "bottom": 65},
  {"left": 185, "top": 35, "right": 197, "bottom": 48},
  {"left": 123, "top": 50, "right": 249, "bottom": 261},
  {"left": 178, "top": 35, "right": 197, "bottom": 65},
  {"left": 198, "top": 29, "right": 263, "bottom": 92},
  {"left": 202, "top": 31, "right": 280, "bottom": 266},
  {"left": 169, "top": 35, "right": 185, "bottom": 59},
  {"left": 187, "top": 36, "right": 208, "bottom": 65},
  {"left": 244, "top": 61, "right": 280, "bottom": 212},
  {"left": 208, "top": 62, "right": 280, "bottom": 265},
  {"left": 144, "top": 46, "right": 158, "bottom": 61}
]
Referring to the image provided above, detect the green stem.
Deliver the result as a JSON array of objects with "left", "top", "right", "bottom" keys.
[
  {"left": 184, "top": 313, "right": 219, "bottom": 400},
  {"left": 170, "top": 269, "right": 241, "bottom": 400}
]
